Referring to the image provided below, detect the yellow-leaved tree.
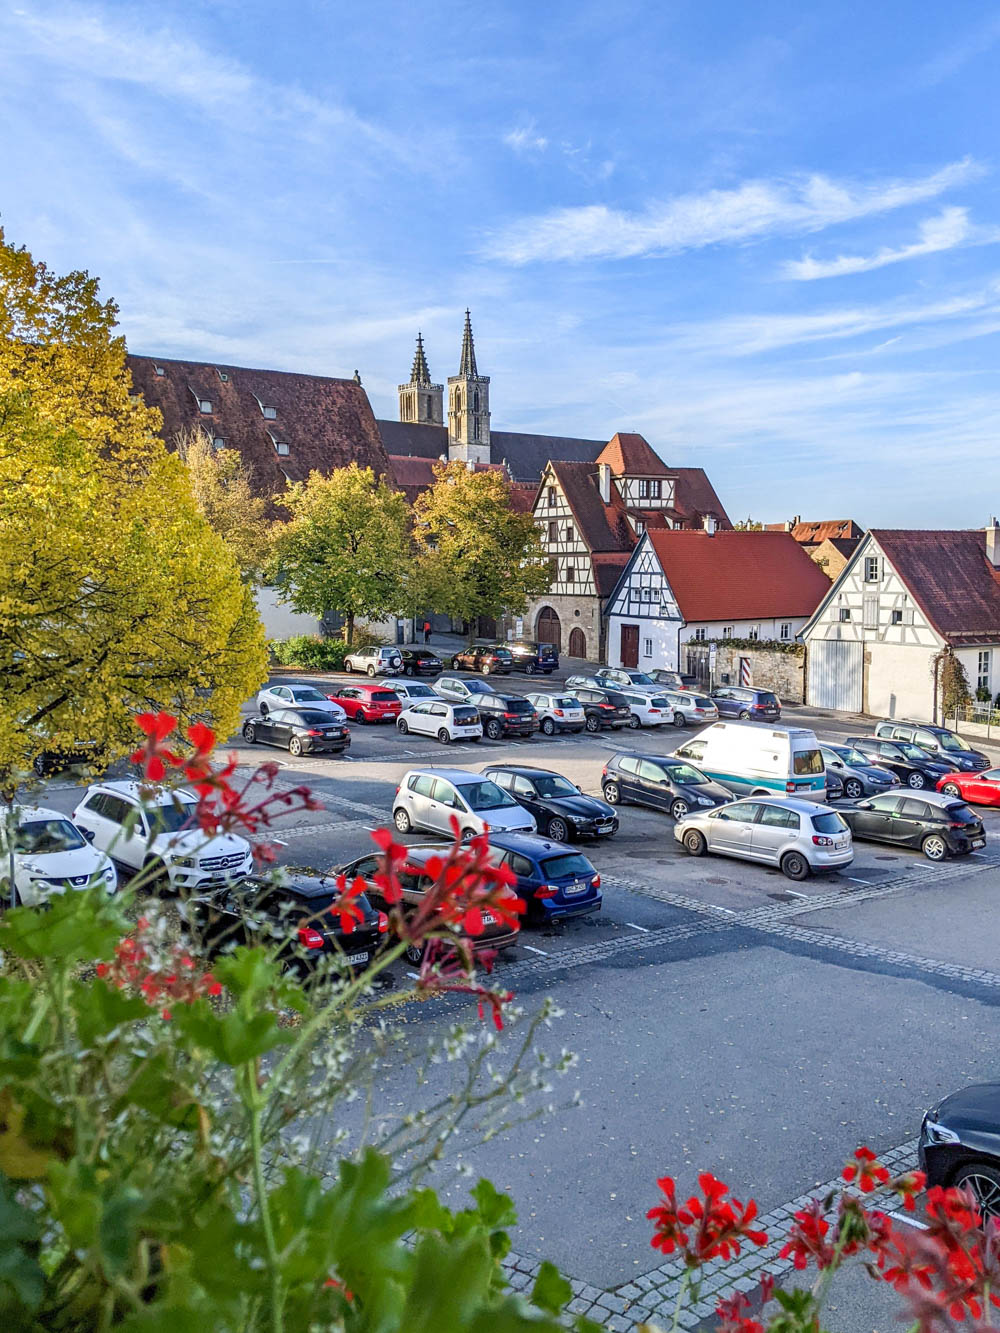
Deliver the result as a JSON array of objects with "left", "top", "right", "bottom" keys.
[
  {"left": 0, "top": 231, "right": 268, "bottom": 787},
  {"left": 175, "top": 426, "right": 277, "bottom": 584}
]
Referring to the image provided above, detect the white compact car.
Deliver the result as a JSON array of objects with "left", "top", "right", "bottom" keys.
[
  {"left": 397, "top": 699, "right": 483, "bottom": 745},
  {"left": 392, "top": 768, "right": 536, "bottom": 838},
  {"left": 344, "top": 645, "right": 403, "bottom": 676},
  {"left": 383, "top": 679, "right": 438, "bottom": 704},
  {"left": 72, "top": 781, "right": 253, "bottom": 894},
  {"left": 620, "top": 691, "right": 678, "bottom": 729},
  {"left": 256, "top": 683, "right": 347, "bottom": 721},
  {"left": 0, "top": 805, "right": 117, "bottom": 907},
  {"left": 526, "top": 692, "right": 587, "bottom": 736}
]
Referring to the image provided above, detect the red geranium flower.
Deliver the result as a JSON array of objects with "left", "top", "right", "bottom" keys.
[
  {"left": 843, "top": 1146, "right": 890, "bottom": 1194},
  {"left": 648, "top": 1172, "right": 767, "bottom": 1268}
]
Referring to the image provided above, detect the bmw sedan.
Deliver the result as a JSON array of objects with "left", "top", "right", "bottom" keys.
[
  {"left": 242, "top": 708, "right": 351, "bottom": 756},
  {"left": 481, "top": 764, "right": 618, "bottom": 842},
  {"left": 257, "top": 683, "right": 348, "bottom": 719},
  {"left": 920, "top": 1084, "right": 1000, "bottom": 1219},
  {"left": 820, "top": 743, "right": 900, "bottom": 799}
]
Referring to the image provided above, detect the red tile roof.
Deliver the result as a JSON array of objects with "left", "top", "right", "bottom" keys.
[
  {"left": 669, "top": 467, "right": 732, "bottom": 528},
  {"left": 871, "top": 529, "right": 1000, "bottom": 645},
  {"left": 765, "top": 519, "right": 863, "bottom": 545},
  {"left": 592, "top": 551, "right": 632, "bottom": 597},
  {"left": 645, "top": 530, "right": 832, "bottom": 623},
  {"left": 596, "top": 432, "right": 672, "bottom": 476}
]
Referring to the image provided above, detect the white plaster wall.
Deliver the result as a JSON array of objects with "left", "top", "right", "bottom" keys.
[
  {"left": 866, "top": 643, "right": 937, "bottom": 720},
  {"left": 956, "top": 645, "right": 996, "bottom": 700},
  {"left": 679, "top": 617, "right": 807, "bottom": 646},
  {"left": 606, "top": 616, "right": 681, "bottom": 670},
  {"left": 255, "top": 586, "right": 323, "bottom": 639}
]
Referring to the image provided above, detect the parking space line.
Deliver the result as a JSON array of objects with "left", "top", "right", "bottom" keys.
[
  {"left": 784, "top": 889, "right": 809, "bottom": 900},
  {"left": 625, "top": 922, "right": 650, "bottom": 932},
  {"left": 844, "top": 875, "right": 873, "bottom": 883},
  {"left": 888, "top": 1211, "right": 928, "bottom": 1231},
  {"left": 521, "top": 944, "right": 549, "bottom": 956}
]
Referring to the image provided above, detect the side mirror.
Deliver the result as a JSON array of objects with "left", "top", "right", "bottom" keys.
[
  {"left": 576, "top": 785, "right": 583, "bottom": 793},
  {"left": 82, "top": 828, "right": 95, "bottom": 842}
]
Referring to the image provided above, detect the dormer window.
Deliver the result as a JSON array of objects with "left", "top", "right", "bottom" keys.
[
  {"left": 275, "top": 442, "right": 290, "bottom": 456},
  {"left": 216, "top": 369, "right": 229, "bottom": 382},
  {"left": 198, "top": 399, "right": 212, "bottom": 414},
  {"left": 262, "top": 405, "right": 277, "bottom": 419},
  {"left": 154, "top": 365, "right": 165, "bottom": 376},
  {"left": 212, "top": 436, "right": 226, "bottom": 450}
]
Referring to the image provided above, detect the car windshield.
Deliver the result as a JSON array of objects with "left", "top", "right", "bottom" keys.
[
  {"left": 462, "top": 781, "right": 517, "bottom": 812},
  {"left": 405, "top": 684, "right": 434, "bottom": 696},
  {"left": 792, "top": 749, "right": 824, "bottom": 775},
  {"left": 453, "top": 706, "right": 479, "bottom": 723},
  {"left": 936, "top": 732, "right": 971, "bottom": 752},
  {"left": 812, "top": 812, "right": 848, "bottom": 833},
  {"left": 291, "top": 687, "right": 326, "bottom": 702},
  {"left": 540, "top": 853, "right": 594, "bottom": 880},
  {"left": 650, "top": 697, "right": 673, "bottom": 709},
  {"left": 832, "top": 746, "right": 868, "bottom": 766},
  {"left": 532, "top": 775, "right": 578, "bottom": 798},
  {"left": 667, "top": 762, "right": 709, "bottom": 785},
  {"left": 627, "top": 672, "right": 655, "bottom": 685},
  {"left": 147, "top": 801, "right": 198, "bottom": 834},
  {"left": 983, "top": 769, "right": 1000, "bottom": 781},
  {"left": 11, "top": 817, "right": 86, "bottom": 854}
]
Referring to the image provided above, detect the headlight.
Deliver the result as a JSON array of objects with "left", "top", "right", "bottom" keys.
[
  {"left": 923, "top": 1118, "right": 960, "bottom": 1145},
  {"left": 171, "top": 855, "right": 196, "bottom": 868},
  {"left": 697, "top": 797, "right": 714, "bottom": 807}
]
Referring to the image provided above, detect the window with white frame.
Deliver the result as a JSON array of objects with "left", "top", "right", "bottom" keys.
[
  {"left": 650, "top": 480, "right": 662, "bottom": 499},
  {"left": 153, "top": 365, "right": 165, "bottom": 376},
  {"left": 864, "top": 556, "right": 880, "bottom": 583},
  {"left": 216, "top": 369, "right": 229, "bottom": 382},
  {"left": 722, "top": 625, "right": 733, "bottom": 639},
  {"left": 779, "top": 623, "right": 791, "bottom": 640},
  {"left": 978, "top": 650, "right": 991, "bottom": 694},
  {"left": 274, "top": 442, "right": 290, "bottom": 456},
  {"left": 692, "top": 627, "right": 707, "bottom": 641},
  {"left": 638, "top": 479, "right": 650, "bottom": 498},
  {"left": 643, "top": 638, "right": 653, "bottom": 657},
  {"left": 748, "top": 625, "right": 760, "bottom": 640},
  {"left": 261, "top": 404, "right": 277, "bottom": 420},
  {"left": 634, "top": 519, "right": 645, "bottom": 536},
  {"left": 838, "top": 608, "right": 851, "bottom": 622}
]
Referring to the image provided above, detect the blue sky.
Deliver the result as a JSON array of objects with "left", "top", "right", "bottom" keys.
[{"left": 3, "top": 1, "right": 1000, "bottom": 525}]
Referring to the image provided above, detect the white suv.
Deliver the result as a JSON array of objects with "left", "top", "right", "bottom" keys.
[
  {"left": 344, "top": 645, "right": 403, "bottom": 676},
  {"left": 392, "top": 768, "right": 536, "bottom": 838},
  {"left": 397, "top": 699, "right": 483, "bottom": 744},
  {"left": 1, "top": 804, "right": 117, "bottom": 907},
  {"left": 72, "top": 781, "right": 253, "bottom": 894}
]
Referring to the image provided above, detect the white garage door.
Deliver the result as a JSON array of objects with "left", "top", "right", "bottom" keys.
[{"left": 807, "top": 639, "right": 863, "bottom": 712}]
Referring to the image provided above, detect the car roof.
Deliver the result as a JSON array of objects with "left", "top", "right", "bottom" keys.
[
  {"left": 88, "top": 779, "right": 197, "bottom": 805},
  {"left": 402, "top": 767, "right": 492, "bottom": 785},
  {"left": 3, "top": 804, "right": 68, "bottom": 823},
  {"left": 902, "top": 790, "right": 967, "bottom": 808},
  {"left": 250, "top": 871, "right": 366, "bottom": 900},
  {"left": 481, "top": 763, "right": 559, "bottom": 777},
  {"left": 488, "top": 832, "right": 585, "bottom": 857},
  {"left": 748, "top": 796, "right": 836, "bottom": 813}
]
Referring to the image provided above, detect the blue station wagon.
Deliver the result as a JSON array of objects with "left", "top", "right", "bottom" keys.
[{"left": 488, "top": 833, "right": 602, "bottom": 924}]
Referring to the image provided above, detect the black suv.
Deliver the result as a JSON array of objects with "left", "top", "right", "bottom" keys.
[
  {"left": 839, "top": 791, "right": 985, "bottom": 861},
  {"left": 847, "top": 736, "right": 953, "bottom": 790},
  {"left": 873, "top": 721, "right": 989, "bottom": 772},
  {"left": 481, "top": 764, "right": 618, "bottom": 842},
  {"left": 601, "top": 753, "right": 731, "bottom": 820},
  {"left": 476, "top": 693, "right": 539, "bottom": 740},
  {"left": 567, "top": 686, "right": 631, "bottom": 732},
  {"left": 507, "top": 641, "right": 558, "bottom": 674},
  {"left": 398, "top": 646, "right": 443, "bottom": 676}
]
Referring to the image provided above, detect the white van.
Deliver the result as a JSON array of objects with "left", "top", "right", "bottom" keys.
[{"left": 671, "top": 722, "right": 826, "bottom": 799}]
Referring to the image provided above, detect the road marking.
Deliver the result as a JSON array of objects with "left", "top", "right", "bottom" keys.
[
  {"left": 844, "top": 875, "right": 873, "bottom": 883},
  {"left": 521, "top": 944, "right": 549, "bottom": 956},
  {"left": 783, "top": 889, "right": 809, "bottom": 900},
  {"left": 625, "top": 922, "right": 650, "bottom": 932},
  {"left": 888, "top": 1211, "right": 929, "bottom": 1230},
  {"left": 406, "top": 971, "right": 419, "bottom": 979}
]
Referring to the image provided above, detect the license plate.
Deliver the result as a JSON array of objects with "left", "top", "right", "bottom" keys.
[
  {"left": 346, "top": 951, "right": 370, "bottom": 965},
  {"left": 481, "top": 912, "right": 495, "bottom": 925},
  {"left": 971, "top": 838, "right": 986, "bottom": 848},
  {"left": 835, "top": 837, "right": 848, "bottom": 849},
  {"left": 564, "top": 881, "right": 587, "bottom": 895}
]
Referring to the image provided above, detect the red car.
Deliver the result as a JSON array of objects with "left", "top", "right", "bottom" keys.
[
  {"left": 936, "top": 767, "right": 1000, "bottom": 807},
  {"left": 327, "top": 683, "right": 401, "bottom": 724}
]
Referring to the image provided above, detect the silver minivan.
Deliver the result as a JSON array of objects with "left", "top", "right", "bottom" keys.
[
  {"left": 392, "top": 768, "right": 536, "bottom": 839},
  {"left": 673, "top": 795, "right": 853, "bottom": 881}
]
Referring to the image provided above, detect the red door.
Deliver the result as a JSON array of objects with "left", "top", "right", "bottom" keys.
[{"left": 620, "top": 624, "right": 639, "bottom": 669}]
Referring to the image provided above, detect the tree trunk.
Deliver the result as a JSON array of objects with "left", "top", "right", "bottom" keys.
[{"left": 345, "top": 613, "right": 355, "bottom": 647}]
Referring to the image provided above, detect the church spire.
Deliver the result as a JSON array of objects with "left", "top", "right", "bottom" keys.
[
  {"left": 459, "top": 309, "right": 478, "bottom": 377},
  {"left": 410, "top": 332, "right": 431, "bottom": 387}
]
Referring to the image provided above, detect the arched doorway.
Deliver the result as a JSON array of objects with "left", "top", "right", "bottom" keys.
[
  {"left": 536, "top": 607, "right": 561, "bottom": 653},
  {"left": 568, "top": 627, "right": 586, "bottom": 659}
]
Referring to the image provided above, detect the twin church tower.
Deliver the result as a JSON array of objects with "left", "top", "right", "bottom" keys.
[{"left": 397, "top": 311, "right": 491, "bottom": 466}]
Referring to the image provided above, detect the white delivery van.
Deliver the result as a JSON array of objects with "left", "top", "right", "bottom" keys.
[{"left": 672, "top": 722, "right": 826, "bottom": 798}]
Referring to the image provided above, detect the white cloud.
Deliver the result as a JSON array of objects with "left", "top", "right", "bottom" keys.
[
  {"left": 782, "top": 207, "right": 986, "bottom": 279},
  {"left": 484, "top": 158, "right": 984, "bottom": 264},
  {"left": 503, "top": 124, "right": 548, "bottom": 154}
]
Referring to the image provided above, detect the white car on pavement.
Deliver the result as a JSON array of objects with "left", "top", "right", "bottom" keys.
[
  {"left": 526, "top": 692, "right": 586, "bottom": 736},
  {"left": 596, "top": 668, "right": 662, "bottom": 693},
  {"left": 344, "top": 645, "right": 403, "bottom": 676},
  {"left": 621, "top": 690, "right": 678, "bottom": 728},
  {"left": 0, "top": 805, "right": 117, "bottom": 907},
  {"left": 382, "top": 679, "right": 438, "bottom": 704},
  {"left": 256, "top": 683, "right": 347, "bottom": 721},
  {"left": 392, "top": 768, "right": 536, "bottom": 838},
  {"left": 397, "top": 699, "right": 484, "bottom": 745},
  {"left": 72, "top": 781, "right": 253, "bottom": 894}
]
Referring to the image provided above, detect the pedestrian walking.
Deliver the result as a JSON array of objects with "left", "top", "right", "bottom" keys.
[{"left": 423, "top": 620, "right": 431, "bottom": 644}]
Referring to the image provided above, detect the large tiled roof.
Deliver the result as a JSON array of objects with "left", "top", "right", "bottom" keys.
[
  {"left": 376, "top": 420, "right": 447, "bottom": 460},
  {"left": 387, "top": 454, "right": 507, "bottom": 505},
  {"left": 872, "top": 529, "right": 1000, "bottom": 646},
  {"left": 374, "top": 419, "right": 604, "bottom": 482},
  {"left": 766, "top": 518, "right": 863, "bottom": 545},
  {"left": 549, "top": 461, "right": 632, "bottom": 554},
  {"left": 596, "top": 432, "right": 672, "bottom": 476},
  {"left": 128, "top": 355, "right": 390, "bottom": 496},
  {"left": 669, "top": 467, "right": 732, "bottom": 528},
  {"left": 592, "top": 550, "right": 632, "bottom": 597},
  {"left": 646, "top": 529, "right": 832, "bottom": 623}
]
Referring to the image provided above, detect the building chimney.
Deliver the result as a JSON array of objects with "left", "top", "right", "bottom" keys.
[
  {"left": 703, "top": 514, "right": 717, "bottom": 536},
  {"left": 987, "top": 517, "right": 1000, "bottom": 568},
  {"left": 598, "top": 463, "right": 611, "bottom": 504}
]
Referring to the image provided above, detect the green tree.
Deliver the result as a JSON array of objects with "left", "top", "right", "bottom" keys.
[
  {"left": 414, "top": 462, "right": 552, "bottom": 638},
  {"left": 177, "top": 426, "right": 277, "bottom": 583},
  {"left": 269, "top": 464, "right": 412, "bottom": 645},
  {"left": 0, "top": 230, "right": 268, "bottom": 786}
]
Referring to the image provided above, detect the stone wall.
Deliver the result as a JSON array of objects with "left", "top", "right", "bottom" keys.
[
  {"left": 520, "top": 592, "right": 603, "bottom": 660},
  {"left": 685, "top": 641, "right": 806, "bottom": 702}
]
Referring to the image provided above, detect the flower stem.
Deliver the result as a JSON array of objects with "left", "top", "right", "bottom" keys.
[
  {"left": 247, "top": 1065, "right": 283, "bottom": 1333},
  {"left": 670, "top": 1268, "right": 692, "bottom": 1333}
]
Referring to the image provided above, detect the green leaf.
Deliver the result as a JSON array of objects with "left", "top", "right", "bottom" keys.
[
  {"left": 0, "top": 1178, "right": 44, "bottom": 1311},
  {"left": 72, "top": 978, "right": 149, "bottom": 1047},
  {"left": 0, "top": 886, "right": 126, "bottom": 963},
  {"left": 172, "top": 999, "right": 290, "bottom": 1065},
  {"left": 470, "top": 1177, "right": 517, "bottom": 1231},
  {"left": 98, "top": 1185, "right": 146, "bottom": 1275},
  {"left": 530, "top": 1261, "right": 571, "bottom": 1316}
]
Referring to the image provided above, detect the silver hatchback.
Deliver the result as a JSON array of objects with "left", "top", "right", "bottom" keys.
[
  {"left": 673, "top": 796, "right": 853, "bottom": 881},
  {"left": 392, "top": 768, "right": 536, "bottom": 839}
]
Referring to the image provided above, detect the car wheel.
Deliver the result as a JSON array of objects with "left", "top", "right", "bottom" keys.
[
  {"left": 739, "top": 709, "right": 751, "bottom": 720},
  {"left": 354, "top": 711, "right": 366, "bottom": 724},
  {"left": 259, "top": 702, "right": 269, "bottom": 715},
  {"left": 437, "top": 728, "right": 451, "bottom": 745},
  {"left": 367, "top": 665, "right": 377, "bottom": 677},
  {"left": 952, "top": 1164, "right": 1000, "bottom": 1220},
  {"left": 525, "top": 662, "right": 536, "bottom": 676},
  {"left": 670, "top": 798, "right": 689, "bottom": 821},
  {"left": 585, "top": 715, "right": 600, "bottom": 733},
  {"left": 942, "top": 782, "right": 962, "bottom": 797},
  {"left": 844, "top": 778, "right": 863, "bottom": 799},
  {"left": 603, "top": 781, "right": 621, "bottom": 805},
  {"left": 908, "top": 771, "right": 926, "bottom": 789},
  {"left": 288, "top": 736, "right": 304, "bottom": 757},
  {"left": 481, "top": 663, "right": 491, "bottom": 676},
  {"left": 546, "top": 817, "right": 569, "bottom": 843},
  {"left": 921, "top": 833, "right": 948, "bottom": 861},
  {"left": 242, "top": 722, "right": 257, "bottom": 743},
  {"left": 405, "top": 941, "right": 424, "bottom": 966},
  {"left": 683, "top": 829, "right": 707, "bottom": 857},
  {"left": 673, "top": 712, "right": 685, "bottom": 728},
  {"left": 781, "top": 851, "right": 811, "bottom": 882},
  {"left": 397, "top": 719, "right": 409, "bottom": 735},
  {"left": 343, "top": 660, "right": 353, "bottom": 673},
  {"left": 628, "top": 714, "right": 641, "bottom": 729},
  {"left": 393, "top": 807, "right": 411, "bottom": 834},
  {"left": 142, "top": 857, "right": 170, "bottom": 895},
  {"left": 404, "top": 665, "right": 414, "bottom": 676},
  {"left": 485, "top": 720, "right": 502, "bottom": 740},
  {"left": 461, "top": 827, "right": 477, "bottom": 843},
  {"left": 541, "top": 718, "right": 555, "bottom": 736}
]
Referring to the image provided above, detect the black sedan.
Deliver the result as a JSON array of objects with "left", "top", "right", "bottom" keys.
[
  {"left": 399, "top": 646, "right": 443, "bottom": 676},
  {"left": 189, "top": 872, "right": 387, "bottom": 977},
  {"left": 920, "top": 1084, "right": 1000, "bottom": 1219},
  {"left": 847, "top": 736, "right": 953, "bottom": 790},
  {"left": 601, "top": 752, "right": 731, "bottom": 820},
  {"left": 838, "top": 790, "right": 985, "bottom": 860},
  {"left": 242, "top": 707, "right": 350, "bottom": 756},
  {"left": 480, "top": 764, "right": 619, "bottom": 842}
]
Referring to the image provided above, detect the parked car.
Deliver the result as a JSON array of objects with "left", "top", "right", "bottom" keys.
[
  {"left": 873, "top": 720, "right": 989, "bottom": 772},
  {"left": 937, "top": 767, "right": 1000, "bottom": 808},
  {"left": 256, "top": 683, "right": 347, "bottom": 719},
  {"left": 601, "top": 753, "right": 731, "bottom": 820},
  {"left": 675, "top": 797, "right": 853, "bottom": 881},
  {"left": 339, "top": 843, "right": 520, "bottom": 963},
  {"left": 596, "top": 668, "right": 660, "bottom": 692},
  {"left": 920, "top": 1084, "right": 1000, "bottom": 1218},
  {"left": 434, "top": 675, "right": 496, "bottom": 703},
  {"left": 72, "top": 781, "right": 253, "bottom": 893},
  {"left": 188, "top": 871, "right": 387, "bottom": 976},
  {"left": 660, "top": 691, "right": 719, "bottom": 726},
  {"left": 619, "top": 690, "right": 678, "bottom": 728},
  {"left": 566, "top": 673, "right": 612, "bottom": 692},
  {"left": 452, "top": 644, "right": 513, "bottom": 675},
  {"left": 507, "top": 641, "right": 558, "bottom": 674},
  {"left": 481, "top": 764, "right": 618, "bottom": 842},
  {"left": 326, "top": 683, "right": 401, "bottom": 724},
  {"left": 488, "top": 833, "right": 602, "bottom": 923},
  {"left": 397, "top": 699, "right": 483, "bottom": 745},
  {"left": 825, "top": 769, "right": 844, "bottom": 802},
  {"left": 31, "top": 740, "right": 105, "bottom": 778},
  {"left": 672, "top": 722, "right": 825, "bottom": 798},
  {"left": 846, "top": 736, "right": 954, "bottom": 790},
  {"left": 0, "top": 804, "right": 117, "bottom": 907},
  {"left": 398, "top": 646, "right": 443, "bottom": 677},
  {"left": 711, "top": 687, "right": 781, "bottom": 721},
  {"left": 838, "top": 790, "right": 985, "bottom": 861},
  {"left": 820, "top": 743, "right": 900, "bottom": 799},
  {"left": 475, "top": 693, "right": 538, "bottom": 741},
  {"left": 242, "top": 708, "right": 351, "bottom": 756},
  {"left": 566, "top": 686, "right": 632, "bottom": 732},
  {"left": 384, "top": 679, "right": 439, "bottom": 704},
  {"left": 392, "top": 768, "right": 536, "bottom": 839},
  {"left": 344, "top": 645, "right": 403, "bottom": 677},
  {"left": 649, "top": 669, "right": 686, "bottom": 690},
  {"left": 525, "top": 692, "right": 586, "bottom": 735}
]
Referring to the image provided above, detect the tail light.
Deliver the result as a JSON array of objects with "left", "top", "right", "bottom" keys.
[
  {"left": 305, "top": 729, "right": 323, "bottom": 736},
  {"left": 297, "top": 926, "right": 325, "bottom": 949},
  {"left": 536, "top": 885, "right": 558, "bottom": 899},
  {"left": 601, "top": 767, "right": 607, "bottom": 777},
  {"left": 786, "top": 782, "right": 797, "bottom": 792},
  {"left": 394, "top": 785, "right": 400, "bottom": 796},
  {"left": 504, "top": 712, "right": 518, "bottom": 720},
  {"left": 648, "top": 708, "right": 660, "bottom": 715},
  {"left": 599, "top": 703, "right": 614, "bottom": 711},
  {"left": 554, "top": 709, "right": 564, "bottom": 717},
  {"left": 377, "top": 911, "right": 389, "bottom": 933},
  {"left": 591, "top": 874, "right": 601, "bottom": 888},
  {"left": 812, "top": 835, "right": 834, "bottom": 847}
]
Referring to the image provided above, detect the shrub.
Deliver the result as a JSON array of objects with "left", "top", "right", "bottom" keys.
[{"left": 270, "top": 635, "right": 349, "bottom": 670}]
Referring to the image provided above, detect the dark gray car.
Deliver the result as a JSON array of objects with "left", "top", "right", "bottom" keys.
[{"left": 820, "top": 743, "right": 900, "bottom": 800}]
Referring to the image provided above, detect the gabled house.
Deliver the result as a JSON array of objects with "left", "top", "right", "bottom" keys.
[
  {"left": 605, "top": 528, "right": 831, "bottom": 671},
  {"left": 801, "top": 525, "right": 1000, "bottom": 720}
]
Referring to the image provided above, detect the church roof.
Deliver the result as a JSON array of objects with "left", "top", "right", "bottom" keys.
[
  {"left": 373, "top": 419, "right": 607, "bottom": 482},
  {"left": 409, "top": 333, "right": 433, "bottom": 387},
  {"left": 458, "top": 309, "right": 479, "bottom": 377}
]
